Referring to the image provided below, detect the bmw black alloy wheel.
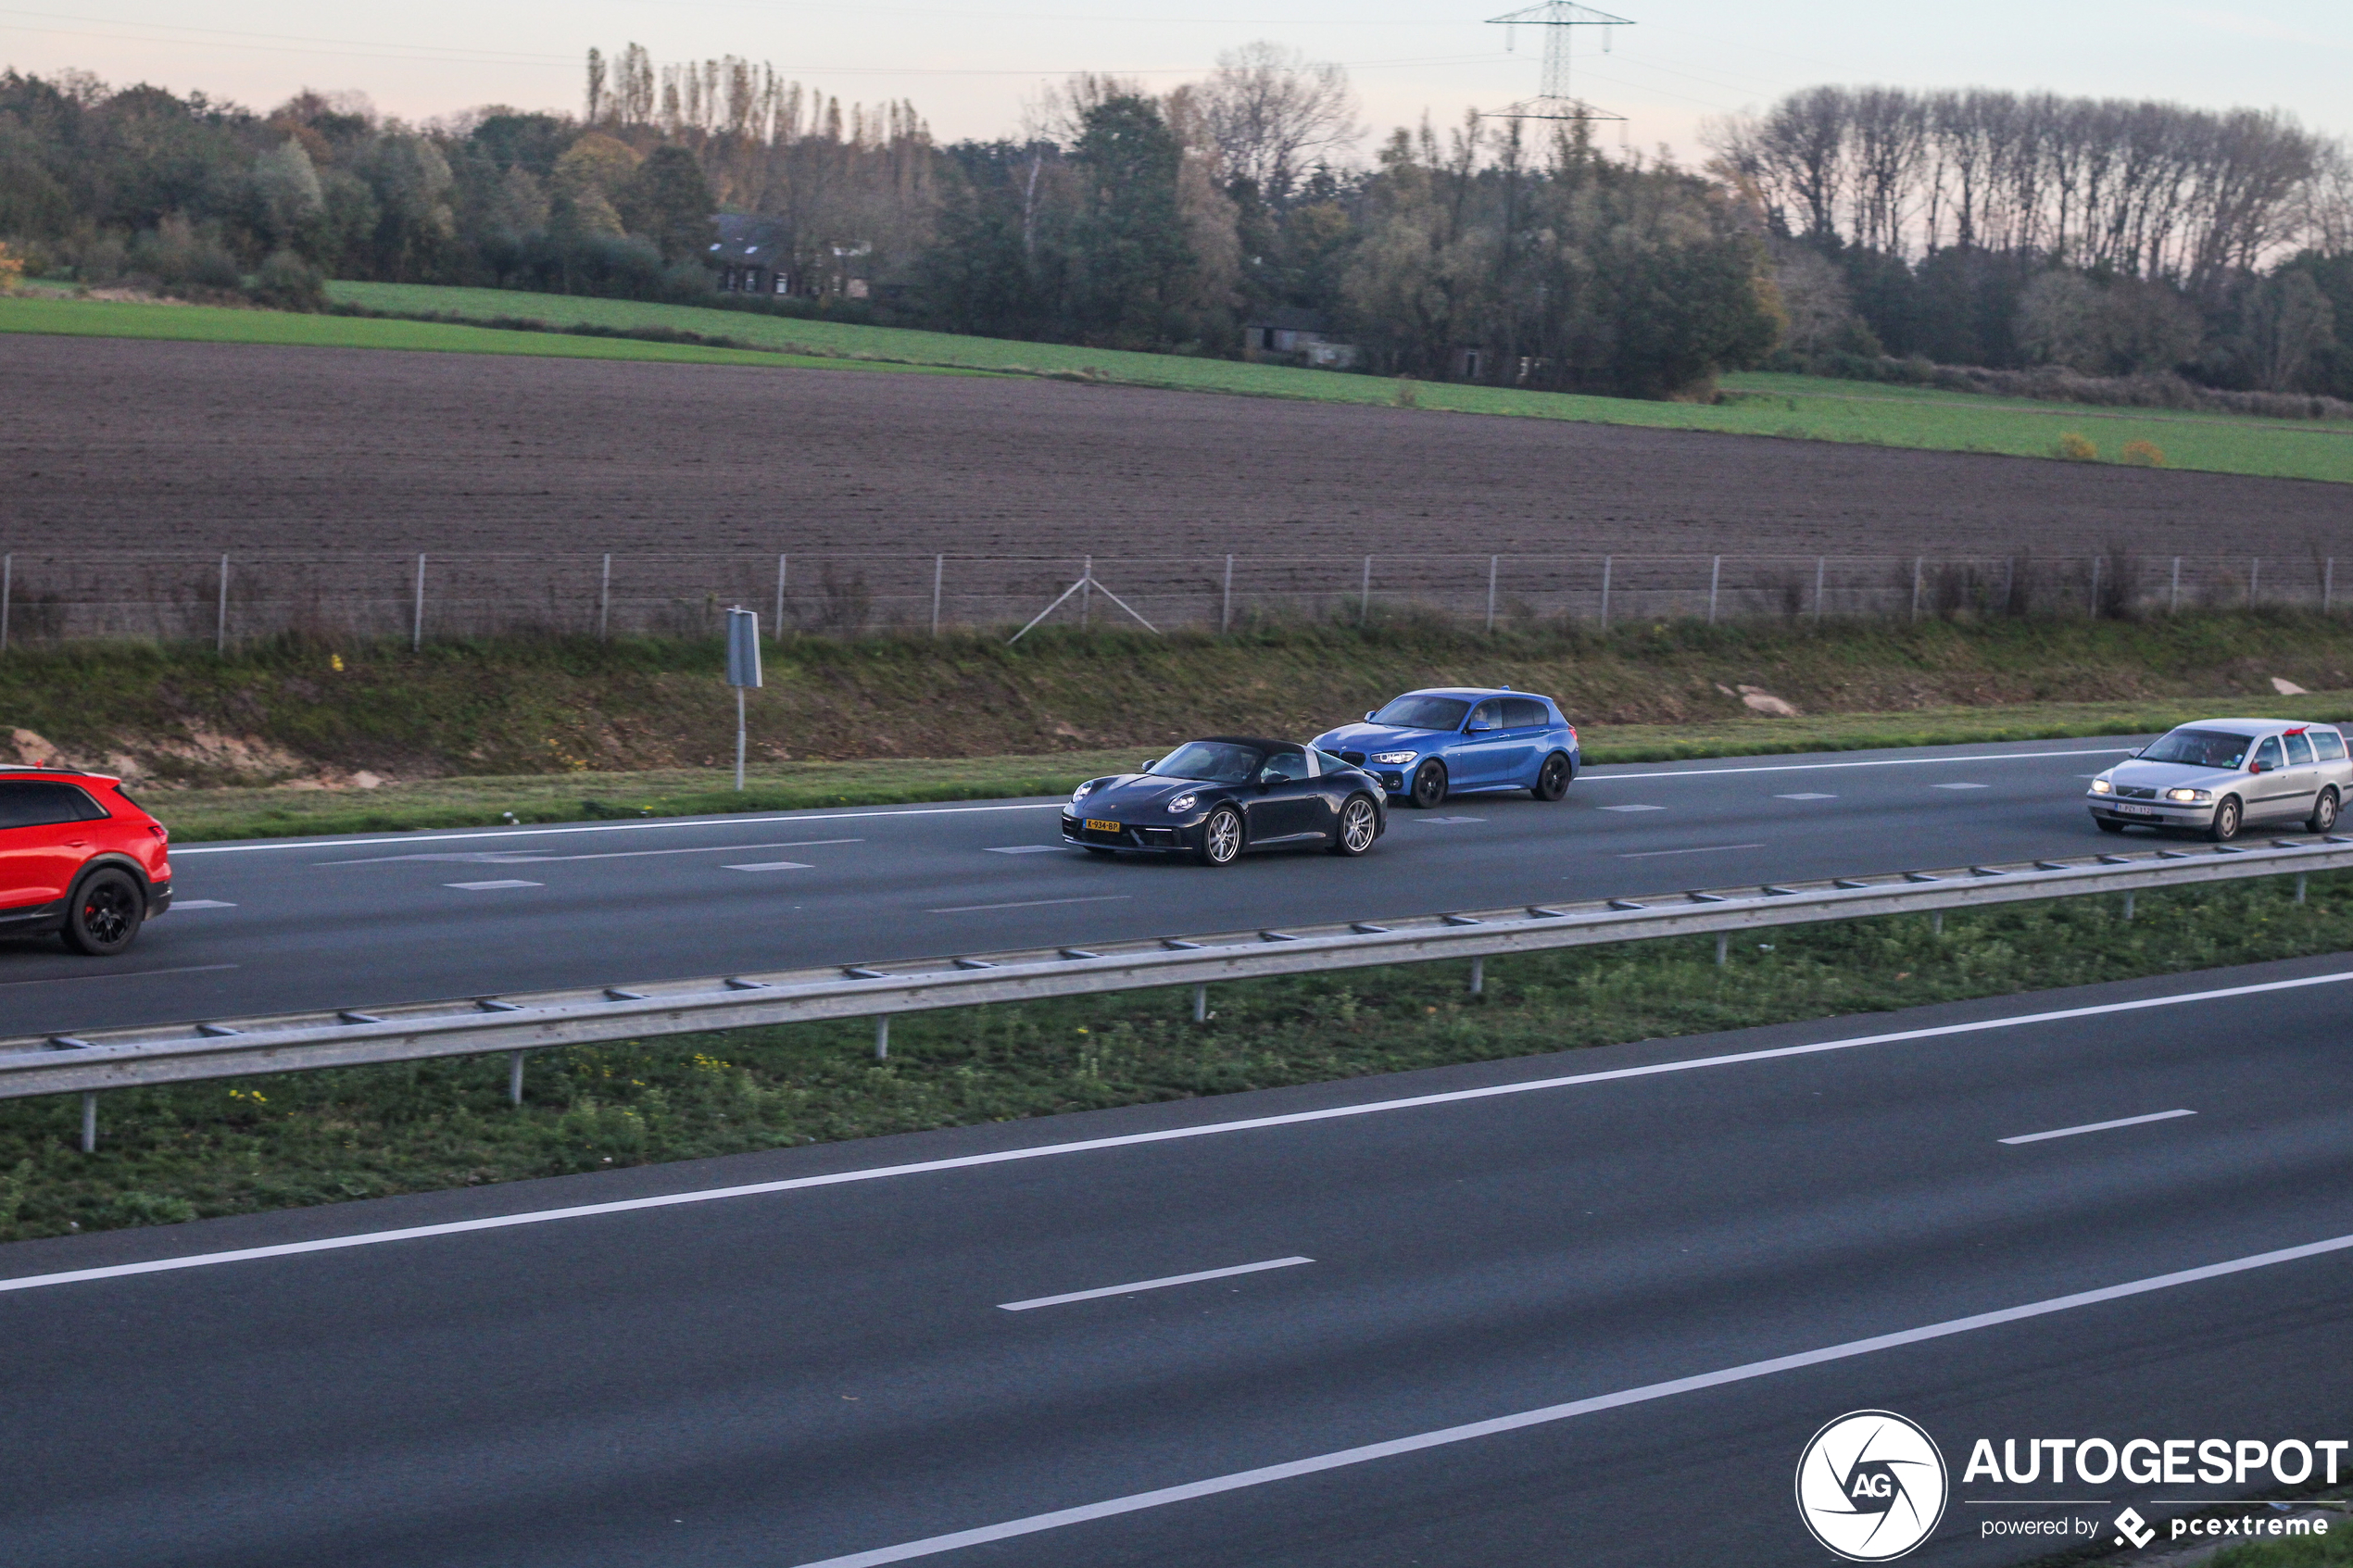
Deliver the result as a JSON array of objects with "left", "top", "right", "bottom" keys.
[
  {"left": 1532, "top": 753, "right": 1571, "bottom": 801},
  {"left": 1409, "top": 759, "right": 1447, "bottom": 809},
  {"left": 65, "top": 869, "right": 141, "bottom": 956},
  {"left": 1198, "top": 805, "right": 1243, "bottom": 866},
  {"left": 1333, "top": 795, "right": 1378, "bottom": 855}
]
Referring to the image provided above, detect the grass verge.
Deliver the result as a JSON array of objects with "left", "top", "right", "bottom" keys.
[
  {"left": 4, "top": 870, "right": 2349, "bottom": 1241},
  {"left": 321, "top": 282, "right": 2353, "bottom": 484}
]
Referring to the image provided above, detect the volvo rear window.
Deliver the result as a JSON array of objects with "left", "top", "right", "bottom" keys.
[
  {"left": 0, "top": 780, "right": 110, "bottom": 828},
  {"left": 2316, "top": 730, "right": 2347, "bottom": 762},
  {"left": 1372, "top": 696, "right": 1471, "bottom": 731},
  {"left": 2140, "top": 729, "right": 2249, "bottom": 769},
  {"left": 2286, "top": 731, "right": 2315, "bottom": 766}
]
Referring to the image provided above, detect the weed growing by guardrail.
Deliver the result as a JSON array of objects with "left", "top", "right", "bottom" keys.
[{"left": 3, "top": 871, "right": 2350, "bottom": 1242}]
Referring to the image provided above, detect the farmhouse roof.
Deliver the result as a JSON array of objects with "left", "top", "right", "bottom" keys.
[
  {"left": 1242, "top": 306, "right": 1331, "bottom": 333},
  {"left": 708, "top": 213, "right": 786, "bottom": 264}
]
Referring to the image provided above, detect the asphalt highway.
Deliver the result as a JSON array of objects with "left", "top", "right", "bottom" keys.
[
  {"left": 0, "top": 736, "right": 2159, "bottom": 1036},
  {"left": 4, "top": 953, "right": 2350, "bottom": 1567}
]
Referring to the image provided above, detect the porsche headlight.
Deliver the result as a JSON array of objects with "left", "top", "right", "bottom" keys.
[
  {"left": 1072, "top": 781, "right": 1096, "bottom": 803},
  {"left": 1166, "top": 793, "right": 1198, "bottom": 815},
  {"left": 2090, "top": 778, "right": 2113, "bottom": 794},
  {"left": 1371, "top": 750, "right": 1416, "bottom": 765},
  {"left": 2166, "top": 787, "right": 2209, "bottom": 803}
]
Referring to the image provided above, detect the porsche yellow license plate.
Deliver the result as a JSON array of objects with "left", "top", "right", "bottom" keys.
[{"left": 1085, "top": 819, "right": 1121, "bottom": 834}]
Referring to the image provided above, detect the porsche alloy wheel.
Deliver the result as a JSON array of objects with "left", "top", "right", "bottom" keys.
[
  {"left": 1197, "top": 806, "right": 1243, "bottom": 866},
  {"left": 1408, "top": 759, "right": 1448, "bottom": 809},
  {"left": 64, "top": 868, "right": 142, "bottom": 957},
  {"left": 1332, "top": 795, "right": 1378, "bottom": 856},
  {"left": 1531, "top": 753, "right": 1572, "bottom": 802}
]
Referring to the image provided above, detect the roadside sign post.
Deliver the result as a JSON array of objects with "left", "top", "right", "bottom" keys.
[{"left": 725, "top": 607, "right": 761, "bottom": 791}]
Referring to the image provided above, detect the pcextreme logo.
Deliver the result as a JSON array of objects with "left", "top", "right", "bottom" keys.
[{"left": 1795, "top": 1411, "right": 1951, "bottom": 1562}]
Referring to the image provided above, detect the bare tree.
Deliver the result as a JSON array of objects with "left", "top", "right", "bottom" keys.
[{"left": 1195, "top": 42, "right": 1359, "bottom": 202}]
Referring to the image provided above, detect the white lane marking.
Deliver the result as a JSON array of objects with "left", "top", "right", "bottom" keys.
[
  {"left": 444, "top": 880, "right": 542, "bottom": 891},
  {"left": 929, "top": 895, "right": 1135, "bottom": 914},
  {"left": 1933, "top": 782, "right": 1990, "bottom": 790},
  {"left": 1598, "top": 804, "right": 1665, "bottom": 813},
  {"left": 986, "top": 846, "right": 1064, "bottom": 855},
  {"left": 1586, "top": 747, "right": 2136, "bottom": 783},
  {"left": 172, "top": 802, "right": 1064, "bottom": 856},
  {"left": 1774, "top": 793, "right": 1836, "bottom": 801},
  {"left": 787, "top": 1231, "right": 2353, "bottom": 1568},
  {"left": 724, "top": 861, "right": 812, "bottom": 872},
  {"left": 6, "top": 966, "right": 2347, "bottom": 1299},
  {"left": 170, "top": 899, "right": 238, "bottom": 909},
  {"left": 2000, "top": 1109, "right": 2196, "bottom": 1145},
  {"left": 998, "top": 1256, "right": 1315, "bottom": 1311},
  {"left": 1616, "top": 843, "right": 1767, "bottom": 859},
  {"left": 1408, "top": 817, "right": 1485, "bottom": 824},
  {"left": 0, "top": 963, "right": 238, "bottom": 991},
  {"left": 321, "top": 838, "right": 862, "bottom": 867}
]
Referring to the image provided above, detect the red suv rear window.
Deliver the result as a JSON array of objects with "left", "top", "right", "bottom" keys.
[{"left": 0, "top": 780, "right": 111, "bottom": 827}]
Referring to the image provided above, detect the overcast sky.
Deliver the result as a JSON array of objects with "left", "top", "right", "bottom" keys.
[{"left": 6, "top": 1, "right": 2347, "bottom": 159}]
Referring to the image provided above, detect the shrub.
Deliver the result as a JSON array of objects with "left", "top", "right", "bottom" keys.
[
  {"left": 1393, "top": 376, "right": 1418, "bottom": 408},
  {"left": 2120, "top": 438, "right": 2166, "bottom": 467},
  {"left": 247, "top": 249, "right": 327, "bottom": 311},
  {"left": 2056, "top": 432, "right": 2099, "bottom": 460}
]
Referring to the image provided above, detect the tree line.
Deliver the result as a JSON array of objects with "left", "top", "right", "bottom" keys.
[{"left": 2, "top": 56, "right": 2348, "bottom": 399}]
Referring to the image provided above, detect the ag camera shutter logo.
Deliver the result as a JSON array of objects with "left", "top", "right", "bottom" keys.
[{"left": 1795, "top": 1410, "right": 1950, "bottom": 1561}]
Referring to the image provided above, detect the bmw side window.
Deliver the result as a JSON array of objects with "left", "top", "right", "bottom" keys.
[
  {"left": 2317, "top": 731, "right": 2348, "bottom": 762},
  {"left": 0, "top": 781, "right": 108, "bottom": 829},
  {"left": 1467, "top": 701, "right": 1502, "bottom": 732},
  {"left": 2285, "top": 732, "right": 2315, "bottom": 766},
  {"left": 2253, "top": 736, "right": 2283, "bottom": 771},
  {"left": 1502, "top": 697, "right": 1547, "bottom": 729}
]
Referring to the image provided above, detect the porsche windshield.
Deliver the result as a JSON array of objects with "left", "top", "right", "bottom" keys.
[
  {"left": 1372, "top": 696, "right": 1471, "bottom": 731},
  {"left": 1155, "top": 741, "right": 1264, "bottom": 784},
  {"left": 2140, "top": 729, "right": 2251, "bottom": 770}
]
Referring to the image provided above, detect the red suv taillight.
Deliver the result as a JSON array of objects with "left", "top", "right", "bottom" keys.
[{"left": 146, "top": 824, "right": 169, "bottom": 841}]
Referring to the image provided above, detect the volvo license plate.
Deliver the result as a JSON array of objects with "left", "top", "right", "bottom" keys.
[
  {"left": 2118, "top": 804, "right": 2158, "bottom": 816},
  {"left": 1085, "top": 819, "right": 1121, "bottom": 834}
]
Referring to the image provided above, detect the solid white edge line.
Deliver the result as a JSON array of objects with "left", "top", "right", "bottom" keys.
[
  {"left": 1586, "top": 746, "right": 2136, "bottom": 782},
  {"left": 786, "top": 1231, "right": 2353, "bottom": 1568},
  {"left": 2000, "top": 1109, "right": 2197, "bottom": 1145},
  {"left": 6, "top": 968, "right": 2348, "bottom": 1298},
  {"left": 998, "top": 1257, "right": 1315, "bottom": 1311},
  {"left": 170, "top": 801, "right": 1064, "bottom": 856}
]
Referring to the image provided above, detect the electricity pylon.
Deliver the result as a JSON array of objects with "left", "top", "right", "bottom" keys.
[{"left": 1484, "top": 1, "right": 1633, "bottom": 123}]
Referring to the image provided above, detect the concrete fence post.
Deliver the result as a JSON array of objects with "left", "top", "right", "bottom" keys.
[
  {"left": 411, "top": 552, "right": 426, "bottom": 651},
  {"left": 1080, "top": 556, "right": 1091, "bottom": 630},
  {"left": 2249, "top": 558, "right": 2260, "bottom": 608},
  {"left": 1360, "top": 555, "right": 1373, "bottom": 624},
  {"left": 2088, "top": 555, "right": 2102, "bottom": 618},
  {"left": 1485, "top": 555, "right": 1499, "bottom": 633},
  {"left": 1910, "top": 557, "right": 1923, "bottom": 621},
  {"left": 2327, "top": 558, "right": 2336, "bottom": 615},
  {"left": 931, "top": 554, "right": 944, "bottom": 638},
  {"left": 1706, "top": 556, "right": 1721, "bottom": 625},
  {"left": 2171, "top": 557, "right": 2182, "bottom": 614},
  {"left": 1220, "top": 554, "right": 1233, "bottom": 633},
  {"left": 1599, "top": 557, "right": 1612, "bottom": 630},
  {"left": 1813, "top": 556, "right": 1825, "bottom": 621},
  {"left": 2003, "top": 556, "right": 2015, "bottom": 617},
  {"left": 774, "top": 553, "right": 787, "bottom": 639},
  {"left": 216, "top": 554, "right": 230, "bottom": 653},
  {"left": 598, "top": 553, "right": 612, "bottom": 641}
]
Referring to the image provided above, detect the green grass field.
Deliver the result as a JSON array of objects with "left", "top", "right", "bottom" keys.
[
  {"left": 327, "top": 281, "right": 2353, "bottom": 484},
  {"left": 0, "top": 295, "right": 967, "bottom": 375}
]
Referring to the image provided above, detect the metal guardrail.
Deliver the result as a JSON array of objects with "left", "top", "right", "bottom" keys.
[{"left": 7, "top": 835, "right": 2350, "bottom": 1110}]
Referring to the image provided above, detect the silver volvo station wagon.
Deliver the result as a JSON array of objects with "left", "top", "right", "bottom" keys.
[{"left": 2087, "top": 719, "right": 2350, "bottom": 841}]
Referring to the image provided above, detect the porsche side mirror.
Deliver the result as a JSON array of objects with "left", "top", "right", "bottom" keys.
[
  {"left": 1140, "top": 759, "right": 1158, "bottom": 773},
  {"left": 1365, "top": 711, "right": 1378, "bottom": 721}
]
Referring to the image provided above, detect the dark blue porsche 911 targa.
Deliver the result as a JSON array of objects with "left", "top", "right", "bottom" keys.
[
  {"left": 1311, "top": 687, "right": 1579, "bottom": 809},
  {"left": 1061, "top": 737, "right": 1389, "bottom": 866}
]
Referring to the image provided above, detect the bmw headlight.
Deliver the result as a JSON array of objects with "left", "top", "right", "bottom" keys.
[
  {"left": 1166, "top": 793, "right": 1198, "bottom": 815},
  {"left": 2166, "top": 787, "right": 2209, "bottom": 803},
  {"left": 1072, "top": 781, "right": 1096, "bottom": 803},
  {"left": 1371, "top": 750, "right": 1416, "bottom": 765},
  {"left": 2090, "top": 778, "right": 2113, "bottom": 794}
]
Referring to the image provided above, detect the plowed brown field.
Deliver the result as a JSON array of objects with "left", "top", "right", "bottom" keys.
[{"left": 5, "top": 332, "right": 2346, "bottom": 557}]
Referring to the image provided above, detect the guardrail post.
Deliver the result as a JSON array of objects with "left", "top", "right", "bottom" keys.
[
  {"left": 1910, "top": 557, "right": 1923, "bottom": 621},
  {"left": 874, "top": 1017, "right": 889, "bottom": 1060},
  {"left": 774, "top": 553, "right": 787, "bottom": 639},
  {"left": 411, "top": 552, "right": 427, "bottom": 651},
  {"left": 1714, "top": 933, "right": 1728, "bottom": 966},
  {"left": 1599, "top": 557, "right": 1612, "bottom": 630},
  {"left": 1191, "top": 984, "right": 1208, "bottom": 1023},
  {"left": 2327, "top": 559, "right": 2335, "bottom": 615},
  {"left": 2122, "top": 892, "right": 2135, "bottom": 922},
  {"left": 508, "top": 1050, "right": 525, "bottom": 1105},
  {"left": 2249, "top": 558, "right": 2259, "bottom": 608},
  {"left": 2171, "top": 557, "right": 2182, "bottom": 614},
  {"left": 2296, "top": 875, "right": 2307, "bottom": 906},
  {"left": 598, "top": 553, "right": 612, "bottom": 641},
  {"left": 80, "top": 1091, "right": 96, "bottom": 1154},
  {"left": 1931, "top": 910, "right": 1944, "bottom": 936},
  {"left": 1813, "top": 556, "right": 1825, "bottom": 621},
  {"left": 1468, "top": 958, "right": 1484, "bottom": 996},
  {"left": 1080, "top": 557, "right": 1091, "bottom": 630},
  {"left": 2087, "top": 555, "right": 2101, "bottom": 618},
  {"left": 1220, "top": 555, "right": 1233, "bottom": 633},
  {"left": 1484, "top": 556, "right": 1499, "bottom": 633},
  {"left": 931, "top": 554, "right": 944, "bottom": 637},
  {"left": 216, "top": 554, "right": 230, "bottom": 653},
  {"left": 1707, "top": 556, "right": 1721, "bottom": 624},
  {"left": 1360, "top": 555, "right": 1373, "bottom": 624}
]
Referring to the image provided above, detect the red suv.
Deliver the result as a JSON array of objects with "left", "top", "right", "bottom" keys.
[{"left": 0, "top": 770, "right": 172, "bottom": 956}]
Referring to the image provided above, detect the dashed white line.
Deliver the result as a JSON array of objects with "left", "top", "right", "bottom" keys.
[
  {"left": 1933, "top": 783, "right": 1991, "bottom": 791},
  {"left": 444, "top": 880, "right": 542, "bottom": 891},
  {"left": 998, "top": 1257, "right": 1314, "bottom": 1311},
  {"left": 724, "top": 861, "right": 812, "bottom": 872},
  {"left": 929, "top": 895, "right": 1134, "bottom": 914},
  {"left": 170, "top": 899, "right": 237, "bottom": 909},
  {"left": 985, "top": 846, "right": 1065, "bottom": 855},
  {"left": 1774, "top": 793, "right": 1836, "bottom": 801},
  {"left": 2000, "top": 1110, "right": 2196, "bottom": 1145},
  {"left": 1598, "top": 804, "right": 1666, "bottom": 813},
  {"left": 1617, "top": 843, "right": 1767, "bottom": 859}
]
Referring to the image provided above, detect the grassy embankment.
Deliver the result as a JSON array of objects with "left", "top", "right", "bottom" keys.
[
  {"left": 10, "top": 616, "right": 2353, "bottom": 841},
  {"left": 328, "top": 281, "right": 2353, "bottom": 484},
  {"left": 6, "top": 864, "right": 2351, "bottom": 1241},
  {"left": 5, "top": 286, "right": 2347, "bottom": 482}
]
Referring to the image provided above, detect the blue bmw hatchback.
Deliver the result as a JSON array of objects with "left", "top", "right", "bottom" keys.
[{"left": 1312, "top": 688, "right": 1580, "bottom": 809}]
